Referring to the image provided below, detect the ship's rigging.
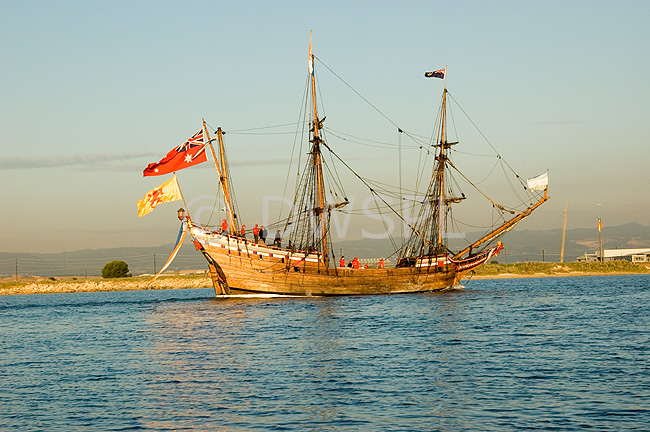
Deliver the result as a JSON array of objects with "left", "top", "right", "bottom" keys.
[
  {"left": 140, "top": 34, "right": 551, "bottom": 296},
  {"left": 199, "top": 50, "right": 547, "bottom": 267}
]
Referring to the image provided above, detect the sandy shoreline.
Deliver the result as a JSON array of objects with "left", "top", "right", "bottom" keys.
[
  {"left": 1, "top": 270, "right": 648, "bottom": 296},
  {"left": 0, "top": 276, "right": 214, "bottom": 296}
]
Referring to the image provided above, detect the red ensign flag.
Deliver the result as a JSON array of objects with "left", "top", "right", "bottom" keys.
[{"left": 143, "top": 130, "right": 207, "bottom": 176}]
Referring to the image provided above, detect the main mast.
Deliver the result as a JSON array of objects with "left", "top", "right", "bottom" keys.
[{"left": 309, "top": 33, "right": 330, "bottom": 270}]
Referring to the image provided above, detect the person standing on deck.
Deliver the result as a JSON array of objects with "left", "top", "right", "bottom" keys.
[
  {"left": 221, "top": 219, "right": 228, "bottom": 234},
  {"left": 378, "top": 258, "right": 385, "bottom": 269},
  {"left": 253, "top": 224, "right": 260, "bottom": 243},
  {"left": 241, "top": 224, "right": 246, "bottom": 238},
  {"left": 274, "top": 230, "right": 282, "bottom": 247},
  {"left": 339, "top": 256, "right": 346, "bottom": 267},
  {"left": 352, "top": 257, "right": 360, "bottom": 269},
  {"left": 260, "top": 226, "right": 267, "bottom": 244}
]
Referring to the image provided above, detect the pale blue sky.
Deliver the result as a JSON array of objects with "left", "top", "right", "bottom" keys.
[{"left": 1, "top": 0, "right": 649, "bottom": 253}]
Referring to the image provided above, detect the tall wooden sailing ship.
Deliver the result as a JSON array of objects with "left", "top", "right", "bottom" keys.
[{"left": 144, "top": 36, "right": 549, "bottom": 297}]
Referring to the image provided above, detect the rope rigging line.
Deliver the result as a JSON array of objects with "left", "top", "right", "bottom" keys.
[
  {"left": 337, "top": 199, "right": 418, "bottom": 216},
  {"left": 320, "top": 141, "right": 434, "bottom": 249},
  {"left": 370, "top": 192, "right": 399, "bottom": 253},
  {"left": 446, "top": 91, "right": 527, "bottom": 189},
  {"left": 500, "top": 162, "right": 526, "bottom": 205},
  {"left": 227, "top": 121, "right": 309, "bottom": 134},
  {"left": 469, "top": 157, "right": 501, "bottom": 186},
  {"left": 314, "top": 55, "right": 427, "bottom": 152},
  {"left": 280, "top": 75, "right": 311, "bottom": 225},
  {"left": 446, "top": 159, "right": 517, "bottom": 214},
  {"left": 319, "top": 130, "right": 348, "bottom": 200},
  {"left": 452, "top": 148, "right": 496, "bottom": 158},
  {"left": 315, "top": 55, "right": 400, "bottom": 130},
  {"left": 324, "top": 127, "right": 424, "bottom": 150},
  {"left": 361, "top": 176, "right": 421, "bottom": 197}
]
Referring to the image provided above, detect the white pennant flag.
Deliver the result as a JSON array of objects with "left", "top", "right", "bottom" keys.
[{"left": 527, "top": 172, "right": 549, "bottom": 191}]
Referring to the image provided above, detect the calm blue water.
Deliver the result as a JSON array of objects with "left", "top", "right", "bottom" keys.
[{"left": 1, "top": 275, "right": 649, "bottom": 431}]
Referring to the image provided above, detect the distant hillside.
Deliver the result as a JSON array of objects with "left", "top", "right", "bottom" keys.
[
  {"left": 0, "top": 243, "right": 206, "bottom": 278},
  {"left": 495, "top": 223, "right": 650, "bottom": 263},
  {"left": 1, "top": 223, "right": 648, "bottom": 277},
  {"left": 331, "top": 223, "right": 650, "bottom": 264}
]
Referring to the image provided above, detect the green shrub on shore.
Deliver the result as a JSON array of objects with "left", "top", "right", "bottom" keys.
[{"left": 101, "top": 261, "right": 131, "bottom": 278}]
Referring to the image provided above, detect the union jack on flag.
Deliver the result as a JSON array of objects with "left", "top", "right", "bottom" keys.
[
  {"left": 182, "top": 130, "right": 205, "bottom": 146},
  {"left": 143, "top": 129, "right": 208, "bottom": 176}
]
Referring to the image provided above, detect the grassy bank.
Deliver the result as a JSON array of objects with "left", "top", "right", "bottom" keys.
[{"left": 472, "top": 261, "right": 650, "bottom": 277}]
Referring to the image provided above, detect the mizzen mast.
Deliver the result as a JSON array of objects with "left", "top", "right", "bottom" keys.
[{"left": 203, "top": 119, "right": 237, "bottom": 235}]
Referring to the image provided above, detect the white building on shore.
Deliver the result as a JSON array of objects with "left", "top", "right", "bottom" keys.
[{"left": 576, "top": 248, "right": 650, "bottom": 263}]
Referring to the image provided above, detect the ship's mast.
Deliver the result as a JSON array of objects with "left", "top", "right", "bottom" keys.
[
  {"left": 203, "top": 120, "right": 237, "bottom": 235},
  {"left": 435, "top": 86, "right": 448, "bottom": 252},
  {"left": 309, "top": 32, "right": 330, "bottom": 270}
]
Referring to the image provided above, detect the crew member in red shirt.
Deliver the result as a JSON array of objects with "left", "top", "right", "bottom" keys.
[
  {"left": 241, "top": 224, "right": 246, "bottom": 238},
  {"left": 221, "top": 219, "right": 228, "bottom": 233},
  {"left": 253, "top": 224, "right": 260, "bottom": 243},
  {"left": 378, "top": 258, "right": 385, "bottom": 269},
  {"left": 339, "top": 256, "right": 346, "bottom": 267}
]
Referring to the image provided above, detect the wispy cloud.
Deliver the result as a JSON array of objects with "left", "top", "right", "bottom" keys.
[
  {"left": 0, "top": 153, "right": 383, "bottom": 171},
  {"left": 230, "top": 158, "right": 292, "bottom": 168},
  {"left": 0, "top": 153, "right": 158, "bottom": 170},
  {"left": 531, "top": 120, "right": 586, "bottom": 126}
]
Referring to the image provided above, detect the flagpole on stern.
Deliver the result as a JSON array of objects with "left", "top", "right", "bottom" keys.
[{"left": 174, "top": 173, "right": 191, "bottom": 220}]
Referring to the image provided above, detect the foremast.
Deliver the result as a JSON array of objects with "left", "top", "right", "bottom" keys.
[
  {"left": 431, "top": 76, "right": 459, "bottom": 256},
  {"left": 403, "top": 68, "right": 548, "bottom": 264},
  {"left": 308, "top": 32, "right": 330, "bottom": 271},
  {"left": 435, "top": 85, "right": 448, "bottom": 253},
  {"left": 429, "top": 72, "right": 550, "bottom": 261}
]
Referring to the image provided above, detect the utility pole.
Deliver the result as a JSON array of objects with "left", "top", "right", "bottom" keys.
[
  {"left": 560, "top": 197, "right": 568, "bottom": 263},
  {"left": 154, "top": 253, "right": 157, "bottom": 275},
  {"left": 15, "top": 258, "right": 18, "bottom": 281},
  {"left": 597, "top": 218, "right": 604, "bottom": 263},
  {"left": 542, "top": 249, "right": 545, "bottom": 262}
]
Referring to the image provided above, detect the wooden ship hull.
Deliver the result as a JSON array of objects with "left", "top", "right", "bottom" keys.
[{"left": 189, "top": 222, "right": 503, "bottom": 296}]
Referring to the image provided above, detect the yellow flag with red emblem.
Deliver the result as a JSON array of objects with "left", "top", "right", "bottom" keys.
[{"left": 137, "top": 175, "right": 182, "bottom": 217}]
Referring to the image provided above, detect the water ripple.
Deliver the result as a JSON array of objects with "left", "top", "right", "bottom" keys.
[{"left": 1, "top": 275, "right": 649, "bottom": 431}]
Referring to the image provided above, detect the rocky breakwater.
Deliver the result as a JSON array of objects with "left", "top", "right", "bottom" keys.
[{"left": 1, "top": 276, "right": 213, "bottom": 296}]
